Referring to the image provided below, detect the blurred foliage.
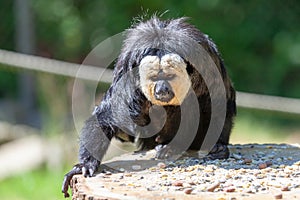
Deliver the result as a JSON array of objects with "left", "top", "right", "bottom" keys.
[
  {"left": 1, "top": 0, "right": 300, "bottom": 97},
  {"left": 0, "top": 167, "right": 67, "bottom": 200},
  {"left": 0, "top": 0, "right": 300, "bottom": 126},
  {"left": 30, "top": 0, "right": 300, "bottom": 98},
  {"left": 231, "top": 108, "right": 300, "bottom": 144},
  {"left": 0, "top": 70, "right": 18, "bottom": 98}
]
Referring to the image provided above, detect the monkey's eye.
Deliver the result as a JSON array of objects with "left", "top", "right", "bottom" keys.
[{"left": 166, "top": 74, "right": 175, "bottom": 80}]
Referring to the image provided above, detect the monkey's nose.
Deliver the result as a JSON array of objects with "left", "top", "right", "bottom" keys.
[{"left": 154, "top": 80, "right": 174, "bottom": 102}]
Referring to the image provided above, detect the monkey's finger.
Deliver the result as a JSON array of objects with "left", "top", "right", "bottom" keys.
[
  {"left": 82, "top": 166, "right": 89, "bottom": 177},
  {"left": 62, "top": 164, "right": 83, "bottom": 198},
  {"left": 89, "top": 168, "right": 95, "bottom": 176},
  {"left": 61, "top": 175, "right": 70, "bottom": 198}
]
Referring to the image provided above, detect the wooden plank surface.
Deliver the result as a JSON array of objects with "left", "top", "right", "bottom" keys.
[{"left": 70, "top": 144, "right": 300, "bottom": 200}]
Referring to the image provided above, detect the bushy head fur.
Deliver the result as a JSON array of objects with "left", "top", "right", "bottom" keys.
[{"left": 113, "top": 16, "right": 233, "bottom": 104}]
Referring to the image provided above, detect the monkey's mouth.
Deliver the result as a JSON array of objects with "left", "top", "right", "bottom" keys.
[{"left": 154, "top": 80, "right": 175, "bottom": 102}]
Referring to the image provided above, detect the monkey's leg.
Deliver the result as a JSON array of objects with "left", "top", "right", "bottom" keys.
[
  {"left": 62, "top": 114, "right": 115, "bottom": 198},
  {"left": 204, "top": 143, "right": 229, "bottom": 160},
  {"left": 205, "top": 106, "right": 235, "bottom": 160}
]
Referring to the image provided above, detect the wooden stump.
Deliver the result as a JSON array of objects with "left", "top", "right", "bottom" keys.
[{"left": 70, "top": 144, "right": 300, "bottom": 200}]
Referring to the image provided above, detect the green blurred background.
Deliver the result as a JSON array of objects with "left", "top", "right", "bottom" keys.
[{"left": 0, "top": 0, "right": 300, "bottom": 199}]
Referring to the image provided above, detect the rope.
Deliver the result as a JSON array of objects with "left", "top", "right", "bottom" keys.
[
  {"left": 237, "top": 92, "right": 300, "bottom": 114},
  {"left": 0, "top": 49, "right": 113, "bottom": 83},
  {"left": 1, "top": 49, "right": 300, "bottom": 114}
]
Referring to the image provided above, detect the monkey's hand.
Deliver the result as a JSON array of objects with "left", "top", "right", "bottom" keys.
[
  {"left": 155, "top": 144, "right": 182, "bottom": 159},
  {"left": 61, "top": 113, "right": 113, "bottom": 198},
  {"left": 62, "top": 157, "right": 100, "bottom": 198}
]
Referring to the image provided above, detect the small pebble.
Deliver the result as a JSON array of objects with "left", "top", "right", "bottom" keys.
[
  {"left": 207, "top": 182, "right": 220, "bottom": 192},
  {"left": 244, "top": 188, "right": 255, "bottom": 193},
  {"left": 157, "top": 162, "right": 166, "bottom": 169},
  {"left": 232, "top": 153, "right": 242, "bottom": 160},
  {"left": 172, "top": 180, "right": 183, "bottom": 187},
  {"left": 258, "top": 163, "right": 268, "bottom": 169},
  {"left": 182, "top": 182, "right": 191, "bottom": 187},
  {"left": 146, "top": 186, "right": 156, "bottom": 191},
  {"left": 294, "top": 161, "right": 300, "bottom": 166},
  {"left": 281, "top": 186, "right": 289, "bottom": 191},
  {"left": 124, "top": 173, "right": 132, "bottom": 177},
  {"left": 274, "top": 193, "right": 283, "bottom": 199},
  {"left": 243, "top": 158, "right": 252, "bottom": 164},
  {"left": 105, "top": 171, "right": 112, "bottom": 175},
  {"left": 265, "top": 161, "right": 273, "bottom": 167},
  {"left": 132, "top": 165, "right": 142, "bottom": 170},
  {"left": 224, "top": 187, "right": 235, "bottom": 192},
  {"left": 184, "top": 188, "right": 193, "bottom": 194},
  {"left": 188, "top": 181, "right": 196, "bottom": 185},
  {"left": 119, "top": 168, "right": 125, "bottom": 172}
]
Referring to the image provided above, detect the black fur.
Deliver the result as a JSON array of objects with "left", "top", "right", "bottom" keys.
[{"left": 62, "top": 17, "right": 236, "bottom": 197}]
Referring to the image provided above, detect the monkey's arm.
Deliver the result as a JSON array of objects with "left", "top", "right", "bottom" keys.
[{"left": 62, "top": 106, "right": 116, "bottom": 198}]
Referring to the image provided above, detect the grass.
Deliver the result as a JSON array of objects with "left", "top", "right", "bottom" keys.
[
  {"left": 0, "top": 109, "right": 299, "bottom": 200},
  {"left": 0, "top": 167, "right": 69, "bottom": 200}
]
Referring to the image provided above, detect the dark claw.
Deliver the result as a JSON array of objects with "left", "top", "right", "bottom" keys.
[
  {"left": 82, "top": 159, "right": 99, "bottom": 177},
  {"left": 155, "top": 144, "right": 168, "bottom": 159},
  {"left": 204, "top": 143, "right": 229, "bottom": 161},
  {"left": 155, "top": 144, "right": 174, "bottom": 159},
  {"left": 62, "top": 164, "right": 83, "bottom": 198},
  {"left": 82, "top": 165, "right": 96, "bottom": 177}
]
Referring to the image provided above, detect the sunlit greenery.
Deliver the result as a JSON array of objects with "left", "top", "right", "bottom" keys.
[
  {"left": 1, "top": 0, "right": 300, "bottom": 97},
  {"left": 231, "top": 109, "right": 300, "bottom": 144},
  {"left": 0, "top": 167, "right": 67, "bottom": 200}
]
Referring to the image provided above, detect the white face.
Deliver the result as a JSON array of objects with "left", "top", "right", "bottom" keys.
[{"left": 139, "top": 53, "right": 192, "bottom": 106}]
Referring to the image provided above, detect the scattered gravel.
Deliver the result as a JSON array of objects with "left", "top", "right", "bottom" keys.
[{"left": 72, "top": 144, "right": 300, "bottom": 200}]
